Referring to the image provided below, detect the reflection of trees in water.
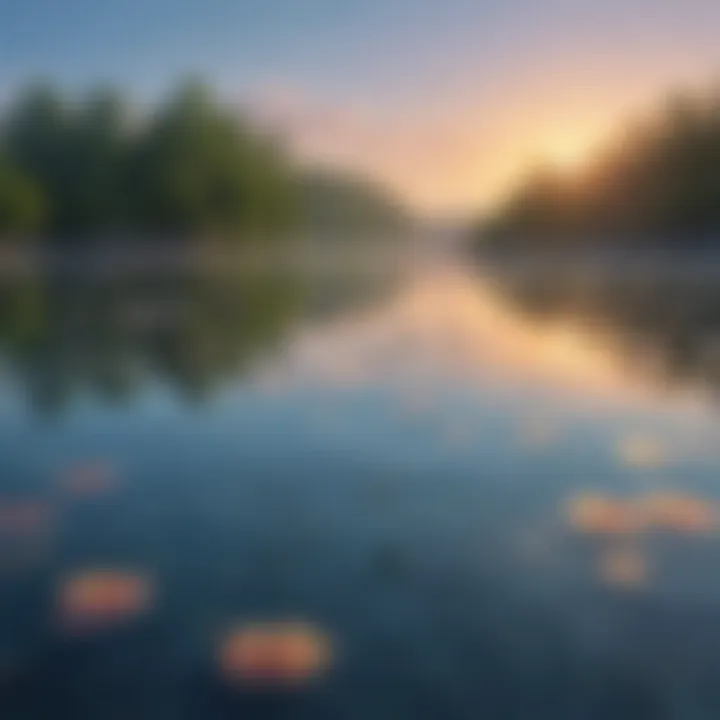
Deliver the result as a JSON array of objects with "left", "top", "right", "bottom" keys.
[
  {"left": 0, "top": 266, "right": 306, "bottom": 414},
  {"left": 0, "top": 259, "right": 402, "bottom": 414},
  {"left": 490, "top": 265, "right": 720, "bottom": 391}
]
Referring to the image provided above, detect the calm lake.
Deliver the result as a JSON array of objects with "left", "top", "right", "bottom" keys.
[{"left": 4, "top": 249, "right": 720, "bottom": 718}]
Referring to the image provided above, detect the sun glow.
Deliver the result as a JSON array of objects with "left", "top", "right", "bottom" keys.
[{"left": 542, "top": 135, "right": 596, "bottom": 173}]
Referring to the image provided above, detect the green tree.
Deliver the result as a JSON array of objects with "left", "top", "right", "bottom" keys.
[
  {"left": 478, "top": 83, "right": 720, "bottom": 251},
  {"left": 298, "top": 169, "right": 409, "bottom": 237},
  {"left": 0, "top": 160, "right": 46, "bottom": 235},
  {"left": 3, "top": 83, "right": 73, "bottom": 235},
  {"left": 0, "top": 78, "right": 408, "bottom": 245},
  {"left": 130, "top": 80, "right": 295, "bottom": 238},
  {"left": 67, "top": 87, "right": 132, "bottom": 235}
]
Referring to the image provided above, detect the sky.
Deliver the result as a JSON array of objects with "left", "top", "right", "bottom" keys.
[{"left": 2, "top": 0, "right": 720, "bottom": 217}]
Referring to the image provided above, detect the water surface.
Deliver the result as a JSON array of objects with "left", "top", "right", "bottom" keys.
[{"left": 3, "top": 255, "right": 720, "bottom": 718}]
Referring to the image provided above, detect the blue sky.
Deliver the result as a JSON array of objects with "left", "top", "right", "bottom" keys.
[{"left": 3, "top": 0, "right": 720, "bottom": 214}]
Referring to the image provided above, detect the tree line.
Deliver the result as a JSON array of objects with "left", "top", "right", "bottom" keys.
[
  {"left": 0, "top": 80, "right": 408, "bottom": 243},
  {"left": 478, "top": 84, "right": 720, "bottom": 252}
]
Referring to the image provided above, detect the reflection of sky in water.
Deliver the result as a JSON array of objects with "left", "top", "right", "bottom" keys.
[{"left": 5, "top": 264, "right": 720, "bottom": 716}]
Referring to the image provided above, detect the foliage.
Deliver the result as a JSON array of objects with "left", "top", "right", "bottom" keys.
[
  {"left": 130, "top": 81, "right": 296, "bottom": 238},
  {"left": 478, "top": 86, "right": 720, "bottom": 252},
  {"left": 0, "top": 160, "right": 46, "bottom": 235},
  {"left": 297, "top": 169, "right": 410, "bottom": 237},
  {"left": 0, "top": 79, "right": 406, "bottom": 245}
]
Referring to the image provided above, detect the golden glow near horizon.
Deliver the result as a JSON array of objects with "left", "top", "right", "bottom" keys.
[
  {"left": 250, "top": 83, "right": 629, "bottom": 216},
  {"left": 253, "top": 61, "right": 720, "bottom": 216},
  {"left": 540, "top": 134, "right": 598, "bottom": 174},
  {"left": 294, "top": 104, "right": 618, "bottom": 216}
]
